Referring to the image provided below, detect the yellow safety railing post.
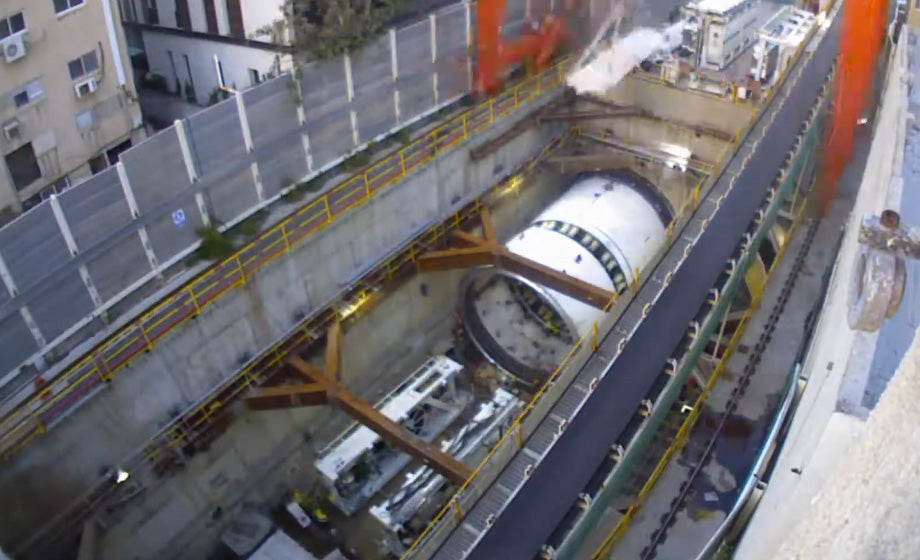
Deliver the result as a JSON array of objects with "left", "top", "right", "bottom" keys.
[
  {"left": 188, "top": 287, "right": 201, "bottom": 315},
  {"left": 692, "top": 183, "right": 701, "bottom": 209},
  {"left": 235, "top": 255, "right": 247, "bottom": 285},
  {"left": 516, "top": 419, "right": 523, "bottom": 448},
  {"left": 281, "top": 224, "right": 291, "bottom": 252},
  {"left": 322, "top": 196, "right": 332, "bottom": 223},
  {"left": 592, "top": 322, "right": 598, "bottom": 351},
  {"left": 139, "top": 321, "right": 153, "bottom": 351},
  {"left": 1, "top": 62, "right": 578, "bottom": 466},
  {"left": 451, "top": 496, "right": 463, "bottom": 521},
  {"left": 95, "top": 352, "right": 112, "bottom": 381},
  {"left": 31, "top": 412, "right": 45, "bottom": 434},
  {"left": 631, "top": 268, "right": 640, "bottom": 297}
]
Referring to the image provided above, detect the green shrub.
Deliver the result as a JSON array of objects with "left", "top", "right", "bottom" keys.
[
  {"left": 300, "top": 175, "right": 326, "bottom": 193},
  {"left": 194, "top": 226, "right": 236, "bottom": 261},
  {"left": 393, "top": 129, "right": 411, "bottom": 145},
  {"left": 342, "top": 151, "right": 372, "bottom": 171},
  {"left": 281, "top": 189, "right": 305, "bottom": 203},
  {"left": 230, "top": 210, "right": 269, "bottom": 239}
]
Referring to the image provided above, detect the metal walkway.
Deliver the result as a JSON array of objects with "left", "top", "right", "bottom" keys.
[{"left": 430, "top": 9, "right": 843, "bottom": 560}]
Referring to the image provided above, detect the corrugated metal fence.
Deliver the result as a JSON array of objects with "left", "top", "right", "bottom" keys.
[{"left": 0, "top": 0, "right": 613, "bottom": 397}]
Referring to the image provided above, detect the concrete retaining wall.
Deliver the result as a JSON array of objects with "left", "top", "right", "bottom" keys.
[
  {"left": 0, "top": 94, "right": 565, "bottom": 557},
  {"left": 96, "top": 135, "right": 571, "bottom": 560}
]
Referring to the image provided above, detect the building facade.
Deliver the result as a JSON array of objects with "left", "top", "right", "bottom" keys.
[
  {"left": 0, "top": 0, "right": 145, "bottom": 220},
  {"left": 120, "top": 0, "right": 293, "bottom": 106}
]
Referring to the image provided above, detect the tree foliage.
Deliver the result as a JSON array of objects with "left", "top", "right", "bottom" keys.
[{"left": 276, "top": 0, "right": 398, "bottom": 61}]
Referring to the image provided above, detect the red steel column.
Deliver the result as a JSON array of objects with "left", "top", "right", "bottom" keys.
[
  {"left": 476, "top": 0, "right": 506, "bottom": 94},
  {"left": 818, "top": 0, "right": 889, "bottom": 212}
]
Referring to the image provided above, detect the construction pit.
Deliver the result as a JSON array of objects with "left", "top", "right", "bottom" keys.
[
  {"left": 207, "top": 74, "right": 789, "bottom": 560},
  {"left": 3, "top": 19, "right": 825, "bottom": 558}
]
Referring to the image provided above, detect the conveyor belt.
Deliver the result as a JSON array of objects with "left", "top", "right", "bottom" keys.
[{"left": 432, "top": 11, "right": 842, "bottom": 560}]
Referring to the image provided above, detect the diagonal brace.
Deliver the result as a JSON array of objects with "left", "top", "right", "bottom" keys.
[{"left": 245, "top": 382, "right": 329, "bottom": 410}]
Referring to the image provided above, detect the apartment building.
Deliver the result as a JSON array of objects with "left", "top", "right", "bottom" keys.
[
  {"left": 0, "top": 0, "right": 145, "bottom": 220},
  {"left": 120, "top": 0, "right": 293, "bottom": 106}
]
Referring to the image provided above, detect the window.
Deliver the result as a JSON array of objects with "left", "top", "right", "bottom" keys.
[
  {"left": 120, "top": 0, "right": 138, "bottom": 22},
  {"left": 12, "top": 80, "right": 44, "bottom": 108},
  {"left": 106, "top": 139, "right": 132, "bottom": 165},
  {"left": 5, "top": 142, "right": 42, "bottom": 191},
  {"left": 53, "top": 0, "right": 84, "bottom": 15},
  {"left": 75, "top": 109, "right": 94, "bottom": 131},
  {"left": 143, "top": 0, "right": 159, "bottom": 25},
  {"left": 68, "top": 50, "right": 99, "bottom": 80},
  {"left": 0, "top": 11, "right": 26, "bottom": 39},
  {"left": 88, "top": 154, "right": 107, "bottom": 174},
  {"left": 183, "top": 54, "right": 195, "bottom": 91},
  {"left": 175, "top": 0, "right": 191, "bottom": 30},
  {"left": 166, "top": 50, "right": 178, "bottom": 89}
]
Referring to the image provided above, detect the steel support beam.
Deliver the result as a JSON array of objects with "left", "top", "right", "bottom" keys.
[
  {"left": 450, "top": 230, "right": 486, "bottom": 248},
  {"left": 325, "top": 321, "right": 342, "bottom": 382},
  {"left": 579, "top": 129, "right": 715, "bottom": 173},
  {"left": 547, "top": 153, "right": 636, "bottom": 173},
  {"left": 419, "top": 211, "right": 617, "bottom": 309},
  {"left": 538, "top": 109, "right": 642, "bottom": 122},
  {"left": 417, "top": 247, "right": 496, "bottom": 270},
  {"left": 497, "top": 251, "right": 616, "bottom": 308},
  {"left": 334, "top": 390, "right": 472, "bottom": 484},
  {"left": 248, "top": 335, "right": 473, "bottom": 485},
  {"left": 480, "top": 207, "right": 498, "bottom": 243},
  {"left": 245, "top": 383, "right": 329, "bottom": 410}
]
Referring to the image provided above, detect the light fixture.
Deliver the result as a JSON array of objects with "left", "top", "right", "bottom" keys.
[{"left": 114, "top": 468, "right": 130, "bottom": 484}]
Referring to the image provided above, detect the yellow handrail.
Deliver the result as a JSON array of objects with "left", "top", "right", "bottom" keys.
[
  {"left": 0, "top": 60, "right": 571, "bottom": 461},
  {"left": 590, "top": 182, "right": 814, "bottom": 559},
  {"left": 397, "top": 108, "right": 749, "bottom": 559}
]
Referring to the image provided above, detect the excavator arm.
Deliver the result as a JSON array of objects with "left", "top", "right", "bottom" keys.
[{"left": 475, "top": 0, "right": 568, "bottom": 95}]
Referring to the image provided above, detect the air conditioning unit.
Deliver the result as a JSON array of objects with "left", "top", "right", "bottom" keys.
[
  {"left": 74, "top": 78, "right": 98, "bottom": 99},
  {"left": 2, "top": 34, "right": 26, "bottom": 63},
  {"left": 2, "top": 120, "right": 20, "bottom": 141}
]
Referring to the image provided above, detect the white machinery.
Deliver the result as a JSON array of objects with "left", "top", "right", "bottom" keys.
[
  {"left": 751, "top": 6, "right": 816, "bottom": 87},
  {"left": 369, "top": 388, "right": 522, "bottom": 556},
  {"left": 460, "top": 172, "right": 672, "bottom": 384},
  {"left": 681, "top": 0, "right": 774, "bottom": 72},
  {"left": 313, "top": 356, "right": 471, "bottom": 515}
]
